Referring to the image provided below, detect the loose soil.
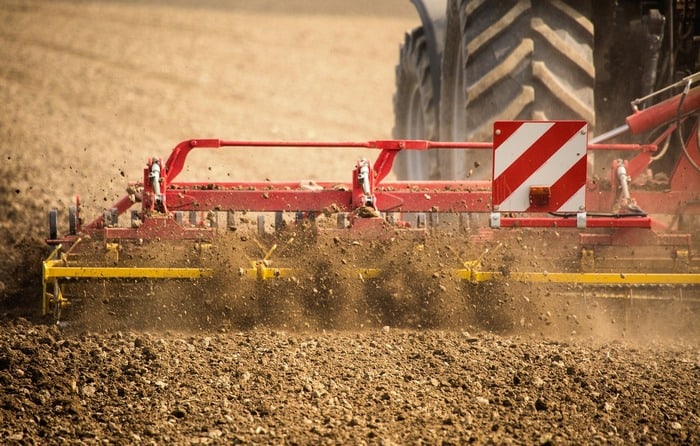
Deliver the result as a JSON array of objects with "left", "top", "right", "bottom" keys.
[{"left": 1, "top": 1, "right": 699, "bottom": 444}]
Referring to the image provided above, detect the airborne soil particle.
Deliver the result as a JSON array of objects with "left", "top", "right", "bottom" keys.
[{"left": 1, "top": 0, "right": 699, "bottom": 444}]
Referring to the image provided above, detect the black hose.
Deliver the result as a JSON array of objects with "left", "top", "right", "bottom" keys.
[
  {"left": 549, "top": 211, "right": 648, "bottom": 218},
  {"left": 675, "top": 79, "right": 700, "bottom": 172}
]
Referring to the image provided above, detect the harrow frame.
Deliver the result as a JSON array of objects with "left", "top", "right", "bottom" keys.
[{"left": 43, "top": 77, "right": 700, "bottom": 319}]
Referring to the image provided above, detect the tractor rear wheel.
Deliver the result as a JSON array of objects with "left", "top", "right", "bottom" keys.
[
  {"left": 439, "top": 0, "right": 595, "bottom": 179},
  {"left": 437, "top": 0, "right": 470, "bottom": 179},
  {"left": 392, "top": 27, "right": 439, "bottom": 180}
]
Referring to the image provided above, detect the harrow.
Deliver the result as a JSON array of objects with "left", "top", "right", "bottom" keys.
[{"left": 44, "top": 75, "right": 700, "bottom": 329}]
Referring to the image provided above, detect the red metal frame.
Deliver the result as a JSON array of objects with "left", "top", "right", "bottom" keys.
[
  {"left": 64, "top": 132, "right": 697, "bottom": 243},
  {"left": 54, "top": 84, "right": 700, "bottom": 253}
]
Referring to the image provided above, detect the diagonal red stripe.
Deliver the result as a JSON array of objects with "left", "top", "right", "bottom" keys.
[
  {"left": 527, "top": 155, "right": 587, "bottom": 212},
  {"left": 493, "top": 121, "right": 525, "bottom": 147},
  {"left": 493, "top": 121, "right": 585, "bottom": 205}
]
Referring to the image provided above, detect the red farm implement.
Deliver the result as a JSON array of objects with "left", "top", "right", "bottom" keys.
[{"left": 43, "top": 75, "right": 700, "bottom": 328}]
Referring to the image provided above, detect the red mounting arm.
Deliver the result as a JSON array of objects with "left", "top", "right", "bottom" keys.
[{"left": 626, "top": 86, "right": 700, "bottom": 135}]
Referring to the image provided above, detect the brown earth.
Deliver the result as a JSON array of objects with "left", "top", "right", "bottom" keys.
[{"left": 1, "top": 1, "right": 699, "bottom": 444}]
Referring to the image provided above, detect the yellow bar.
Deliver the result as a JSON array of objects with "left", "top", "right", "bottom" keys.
[
  {"left": 44, "top": 263, "right": 212, "bottom": 279},
  {"left": 453, "top": 269, "right": 700, "bottom": 285},
  {"left": 236, "top": 264, "right": 700, "bottom": 286},
  {"left": 239, "top": 266, "right": 383, "bottom": 281},
  {"left": 357, "top": 268, "right": 382, "bottom": 279},
  {"left": 47, "top": 259, "right": 699, "bottom": 286},
  {"left": 241, "top": 266, "right": 295, "bottom": 280},
  {"left": 511, "top": 272, "right": 700, "bottom": 284},
  {"left": 41, "top": 245, "right": 214, "bottom": 318},
  {"left": 42, "top": 266, "right": 50, "bottom": 317}
]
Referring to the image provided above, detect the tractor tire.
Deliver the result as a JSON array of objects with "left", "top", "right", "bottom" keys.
[
  {"left": 437, "top": 0, "right": 471, "bottom": 179},
  {"left": 440, "top": 0, "right": 594, "bottom": 179},
  {"left": 392, "top": 26, "right": 439, "bottom": 180},
  {"left": 48, "top": 209, "right": 58, "bottom": 240}
]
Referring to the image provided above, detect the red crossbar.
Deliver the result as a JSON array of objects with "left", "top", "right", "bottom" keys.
[{"left": 81, "top": 138, "right": 663, "bottom": 232}]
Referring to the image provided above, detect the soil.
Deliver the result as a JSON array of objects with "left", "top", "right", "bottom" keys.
[{"left": 1, "top": 1, "right": 699, "bottom": 444}]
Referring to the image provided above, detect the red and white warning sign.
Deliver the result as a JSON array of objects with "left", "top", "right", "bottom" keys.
[{"left": 492, "top": 121, "right": 588, "bottom": 213}]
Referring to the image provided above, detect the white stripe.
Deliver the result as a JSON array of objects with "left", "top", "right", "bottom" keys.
[
  {"left": 493, "top": 122, "right": 554, "bottom": 178},
  {"left": 497, "top": 182, "right": 532, "bottom": 212},
  {"left": 535, "top": 129, "right": 586, "bottom": 183},
  {"left": 558, "top": 186, "right": 586, "bottom": 212},
  {"left": 498, "top": 129, "right": 586, "bottom": 211}
]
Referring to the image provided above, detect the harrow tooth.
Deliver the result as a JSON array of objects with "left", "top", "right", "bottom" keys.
[
  {"left": 68, "top": 205, "right": 78, "bottom": 235},
  {"left": 226, "top": 210, "right": 237, "bottom": 231},
  {"left": 131, "top": 210, "right": 142, "bottom": 228},
  {"left": 102, "top": 207, "right": 118, "bottom": 227},
  {"left": 257, "top": 214, "right": 265, "bottom": 236},
  {"left": 336, "top": 213, "right": 347, "bottom": 229},
  {"left": 48, "top": 209, "right": 58, "bottom": 240},
  {"left": 274, "top": 212, "right": 284, "bottom": 232},
  {"left": 206, "top": 211, "right": 218, "bottom": 228}
]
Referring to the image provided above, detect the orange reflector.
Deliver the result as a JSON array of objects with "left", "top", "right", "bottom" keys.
[{"left": 529, "top": 186, "right": 550, "bottom": 206}]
